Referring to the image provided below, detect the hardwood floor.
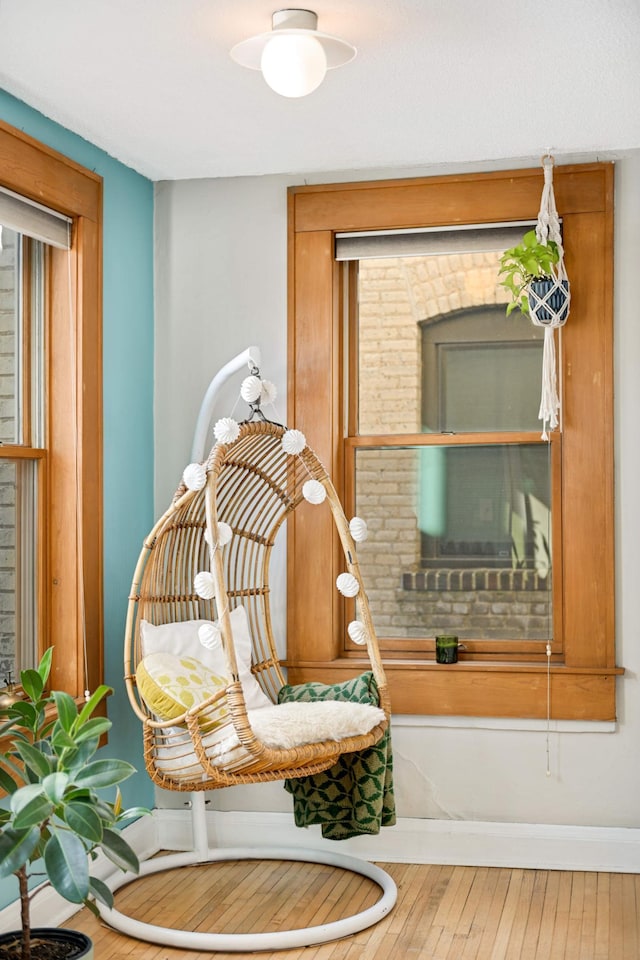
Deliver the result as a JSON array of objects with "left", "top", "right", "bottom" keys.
[{"left": 65, "top": 859, "right": 640, "bottom": 959}]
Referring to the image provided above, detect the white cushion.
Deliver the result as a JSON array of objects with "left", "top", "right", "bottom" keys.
[{"left": 140, "top": 605, "right": 271, "bottom": 711}]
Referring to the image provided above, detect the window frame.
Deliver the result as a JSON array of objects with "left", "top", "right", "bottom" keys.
[
  {"left": 0, "top": 119, "right": 103, "bottom": 699},
  {"left": 286, "top": 163, "right": 618, "bottom": 720}
]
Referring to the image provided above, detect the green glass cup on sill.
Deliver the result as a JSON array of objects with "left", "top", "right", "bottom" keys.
[{"left": 435, "top": 635, "right": 459, "bottom": 664}]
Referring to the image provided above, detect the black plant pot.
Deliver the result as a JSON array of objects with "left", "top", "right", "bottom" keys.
[
  {"left": 528, "top": 278, "right": 570, "bottom": 324},
  {"left": 0, "top": 929, "right": 93, "bottom": 959}
]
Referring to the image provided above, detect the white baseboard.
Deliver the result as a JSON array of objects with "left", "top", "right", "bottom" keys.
[
  {"left": 0, "top": 815, "right": 159, "bottom": 935},
  {"left": 3, "top": 809, "right": 639, "bottom": 932},
  {"left": 156, "top": 807, "right": 640, "bottom": 874}
]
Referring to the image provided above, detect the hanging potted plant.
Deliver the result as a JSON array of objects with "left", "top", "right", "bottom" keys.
[
  {"left": 0, "top": 649, "right": 148, "bottom": 960},
  {"left": 498, "top": 229, "right": 569, "bottom": 323}
]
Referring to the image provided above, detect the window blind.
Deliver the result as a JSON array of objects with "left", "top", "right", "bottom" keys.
[
  {"left": 335, "top": 220, "right": 538, "bottom": 261},
  {"left": 0, "top": 185, "right": 72, "bottom": 249}
]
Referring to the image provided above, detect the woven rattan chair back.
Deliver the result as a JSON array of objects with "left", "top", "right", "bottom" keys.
[{"left": 124, "top": 420, "right": 389, "bottom": 792}]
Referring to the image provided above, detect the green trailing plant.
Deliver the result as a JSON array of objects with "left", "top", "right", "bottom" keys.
[
  {"left": 0, "top": 649, "right": 148, "bottom": 960},
  {"left": 498, "top": 229, "right": 560, "bottom": 316}
]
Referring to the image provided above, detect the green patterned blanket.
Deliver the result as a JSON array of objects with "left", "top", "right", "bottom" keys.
[{"left": 277, "top": 672, "right": 396, "bottom": 841}]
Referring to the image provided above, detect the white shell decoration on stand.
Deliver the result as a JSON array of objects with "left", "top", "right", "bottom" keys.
[
  {"left": 349, "top": 517, "right": 369, "bottom": 542},
  {"left": 194, "top": 571, "right": 216, "bottom": 600},
  {"left": 214, "top": 417, "right": 240, "bottom": 444},
  {"left": 182, "top": 462, "right": 207, "bottom": 492},
  {"left": 240, "top": 375, "right": 263, "bottom": 403},
  {"left": 215, "top": 521, "right": 233, "bottom": 546},
  {"left": 336, "top": 572, "right": 360, "bottom": 598},
  {"left": 347, "top": 620, "right": 368, "bottom": 646},
  {"left": 260, "top": 380, "right": 277, "bottom": 404},
  {"left": 281, "top": 428, "right": 306, "bottom": 455},
  {"left": 302, "top": 479, "right": 326, "bottom": 504},
  {"left": 198, "top": 622, "right": 222, "bottom": 650}
]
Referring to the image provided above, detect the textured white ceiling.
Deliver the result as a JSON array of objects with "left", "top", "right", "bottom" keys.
[{"left": 0, "top": 0, "right": 638, "bottom": 181}]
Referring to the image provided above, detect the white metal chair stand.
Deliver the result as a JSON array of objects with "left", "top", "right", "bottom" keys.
[{"left": 98, "top": 793, "right": 397, "bottom": 951}]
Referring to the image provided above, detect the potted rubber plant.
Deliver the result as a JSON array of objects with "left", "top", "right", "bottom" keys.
[
  {"left": 0, "top": 649, "right": 147, "bottom": 960},
  {"left": 498, "top": 229, "right": 568, "bottom": 321}
]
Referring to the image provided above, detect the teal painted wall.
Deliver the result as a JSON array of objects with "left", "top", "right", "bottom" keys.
[{"left": 0, "top": 90, "right": 155, "bottom": 911}]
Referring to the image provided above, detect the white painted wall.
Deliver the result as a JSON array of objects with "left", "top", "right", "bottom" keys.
[{"left": 154, "top": 152, "right": 640, "bottom": 830}]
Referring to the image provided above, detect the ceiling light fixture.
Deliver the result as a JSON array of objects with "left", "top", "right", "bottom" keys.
[{"left": 230, "top": 9, "right": 356, "bottom": 98}]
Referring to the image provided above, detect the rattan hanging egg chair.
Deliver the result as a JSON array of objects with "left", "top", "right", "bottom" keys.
[{"left": 100, "top": 400, "right": 396, "bottom": 951}]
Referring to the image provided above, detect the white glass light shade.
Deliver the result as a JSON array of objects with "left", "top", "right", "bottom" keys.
[
  {"left": 230, "top": 9, "right": 356, "bottom": 99},
  {"left": 261, "top": 33, "right": 327, "bottom": 98}
]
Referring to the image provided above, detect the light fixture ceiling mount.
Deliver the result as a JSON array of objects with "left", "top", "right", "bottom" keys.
[{"left": 230, "top": 9, "right": 356, "bottom": 98}]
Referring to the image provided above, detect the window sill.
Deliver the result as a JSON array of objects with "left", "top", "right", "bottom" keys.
[
  {"left": 283, "top": 658, "right": 624, "bottom": 721},
  {"left": 391, "top": 714, "right": 617, "bottom": 733}
]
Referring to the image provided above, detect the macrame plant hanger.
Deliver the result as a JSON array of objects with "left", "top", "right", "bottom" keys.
[{"left": 530, "top": 155, "right": 571, "bottom": 439}]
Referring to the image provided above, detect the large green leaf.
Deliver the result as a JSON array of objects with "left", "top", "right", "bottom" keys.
[
  {"left": 53, "top": 691, "right": 78, "bottom": 732},
  {"left": 76, "top": 685, "right": 111, "bottom": 726},
  {"left": 20, "top": 669, "right": 44, "bottom": 702},
  {"left": 92, "top": 798, "right": 119, "bottom": 825},
  {"left": 74, "top": 759, "right": 136, "bottom": 789},
  {"left": 42, "top": 771, "right": 69, "bottom": 803},
  {"left": 51, "top": 723, "right": 77, "bottom": 753},
  {"left": 0, "top": 765, "right": 18, "bottom": 794},
  {"left": 0, "top": 716, "right": 18, "bottom": 736},
  {"left": 63, "top": 739, "right": 100, "bottom": 775},
  {"left": 116, "top": 806, "right": 151, "bottom": 824},
  {"left": 63, "top": 802, "right": 103, "bottom": 843},
  {"left": 10, "top": 783, "right": 46, "bottom": 814},
  {"left": 7, "top": 700, "right": 38, "bottom": 730},
  {"left": 88, "top": 875, "right": 114, "bottom": 910},
  {"left": 0, "top": 826, "right": 40, "bottom": 877},
  {"left": 73, "top": 717, "right": 111, "bottom": 744},
  {"left": 14, "top": 741, "right": 53, "bottom": 779},
  {"left": 43, "top": 830, "right": 89, "bottom": 903},
  {"left": 99, "top": 828, "right": 139, "bottom": 874},
  {"left": 13, "top": 793, "right": 54, "bottom": 829},
  {"left": 36, "top": 646, "right": 53, "bottom": 684},
  {"left": 1, "top": 754, "right": 28, "bottom": 785}
]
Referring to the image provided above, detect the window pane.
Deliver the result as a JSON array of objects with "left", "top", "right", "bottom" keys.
[
  {"left": 354, "top": 444, "right": 552, "bottom": 641},
  {"left": 0, "top": 227, "right": 44, "bottom": 681},
  {"left": 0, "top": 459, "right": 38, "bottom": 681},
  {"left": 357, "top": 253, "right": 544, "bottom": 435},
  {"left": 0, "top": 227, "right": 22, "bottom": 443}
]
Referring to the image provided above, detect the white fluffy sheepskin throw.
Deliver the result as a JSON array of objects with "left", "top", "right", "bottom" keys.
[
  {"left": 155, "top": 700, "right": 385, "bottom": 779},
  {"left": 206, "top": 700, "right": 385, "bottom": 767},
  {"left": 250, "top": 700, "right": 384, "bottom": 748}
]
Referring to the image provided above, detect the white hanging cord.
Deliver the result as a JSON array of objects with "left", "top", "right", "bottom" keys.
[
  {"left": 544, "top": 436, "right": 553, "bottom": 777},
  {"left": 530, "top": 156, "right": 570, "bottom": 440},
  {"left": 546, "top": 641, "right": 552, "bottom": 777}
]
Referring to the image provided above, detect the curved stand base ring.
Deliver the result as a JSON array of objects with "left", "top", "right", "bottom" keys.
[{"left": 97, "top": 846, "right": 397, "bottom": 952}]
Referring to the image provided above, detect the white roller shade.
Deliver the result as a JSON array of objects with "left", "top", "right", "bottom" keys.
[
  {"left": 335, "top": 221, "right": 539, "bottom": 261},
  {"left": 0, "top": 185, "right": 72, "bottom": 249}
]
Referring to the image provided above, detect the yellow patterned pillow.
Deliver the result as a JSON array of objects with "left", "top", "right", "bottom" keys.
[{"left": 136, "top": 652, "right": 227, "bottom": 730}]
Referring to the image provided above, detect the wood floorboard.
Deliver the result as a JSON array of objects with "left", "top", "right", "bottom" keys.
[{"left": 62, "top": 858, "right": 640, "bottom": 959}]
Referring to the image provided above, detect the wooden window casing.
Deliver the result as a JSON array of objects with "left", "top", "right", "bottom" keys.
[
  {"left": 286, "top": 163, "right": 618, "bottom": 720},
  {"left": 0, "top": 119, "right": 103, "bottom": 699}
]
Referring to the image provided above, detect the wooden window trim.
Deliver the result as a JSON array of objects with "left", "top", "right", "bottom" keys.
[
  {"left": 286, "top": 163, "right": 619, "bottom": 721},
  {"left": 0, "top": 118, "right": 103, "bottom": 699}
]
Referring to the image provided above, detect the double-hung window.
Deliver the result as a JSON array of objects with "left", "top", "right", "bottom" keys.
[
  {"left": 0, "top": 120, "right": 103, "bottom": 698},
  {"left": 286, "top": 163, "right": 617, "bottom": 720}
]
